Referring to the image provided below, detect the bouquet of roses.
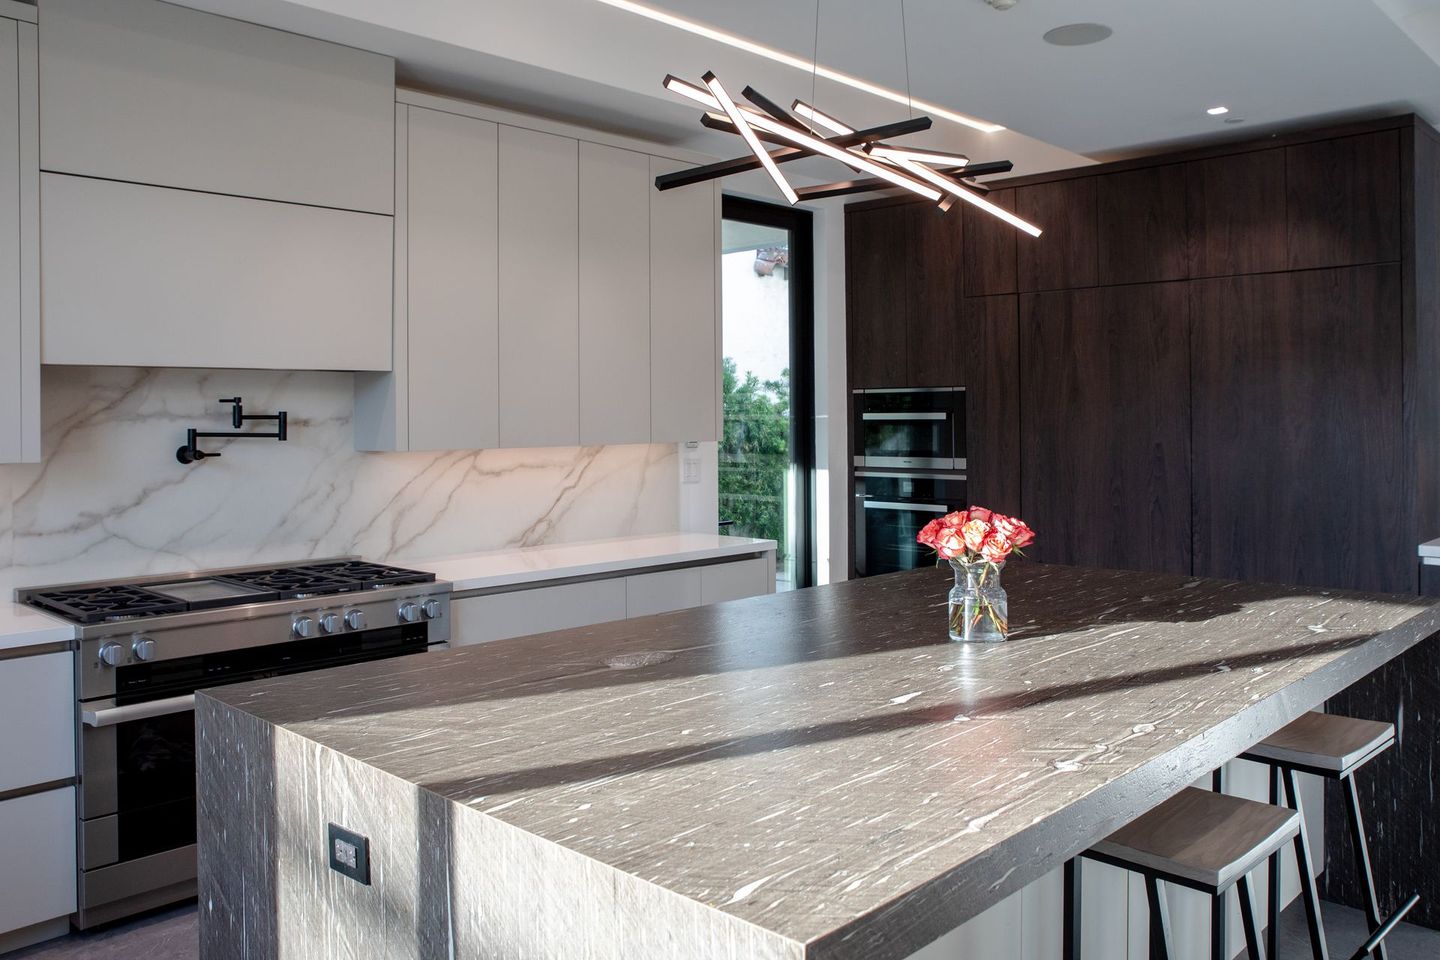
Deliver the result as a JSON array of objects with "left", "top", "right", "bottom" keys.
[{"left": 916, "top": 506, "right": 1034, "bottom": 566}]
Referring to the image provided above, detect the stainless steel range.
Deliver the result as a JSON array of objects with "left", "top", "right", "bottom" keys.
[{"left": 18, "top": 558, "right": 452, "bottom": 928}]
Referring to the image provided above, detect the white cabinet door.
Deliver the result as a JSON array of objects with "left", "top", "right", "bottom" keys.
[
  {"left": 405, "top": 106, "right": 500, "bottom": 451},
  {"left": 498, "top": 126, "right": 579, "bottom": 448},
  {"left": 579, "top": 142, "right": 651, "bottom": 444},
  {"left": 41, "top": 173, "right": 393, "bottom": 371},
  {"left": 39, "top": 0, "right": 394, "bottom": 213},
  {"left": 0, "top": 788, "right": 77, "bottom": 935},
  {"left": 649, "top": 157, "right": 718, "bottom": 443},
  {"left": 0, "top": 16, "right": 37, "bottom": 464},
  {"left": 0, "top": 651, "right": 75, "bottom": 794},
  {"left": 700, "top": 557, "right": 773, "bottom": 604},
  {"left": 625, "top": 569, "right": 703, "bottom": 618},
  {"left": 451, "top": 580, "right": 627, "bottom": 646}
]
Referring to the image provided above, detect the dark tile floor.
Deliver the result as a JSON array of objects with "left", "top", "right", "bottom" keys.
[{"left": 7, "top": 896, "right": 1439, "bottom": 958}]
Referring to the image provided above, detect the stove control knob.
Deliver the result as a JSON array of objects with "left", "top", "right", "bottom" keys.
[
  {"left": 292, "top": 616, "right": 317, "bottom": 639},
  {"left": 132, "top": 637, "right": 157, "bottom": 661},
  {"left": 344, "top": 609, "right": 367, "bottom": 631},
  {"left": 398, "top": 601, "right": 421, "bottom": 623},
  {"left": 98, "top": 642, "right": 124, "bottom": 667},
  {"left": 319, "top": 613, "right": 341, "bottom": 635},
  {"left": 421, "top": 598, "right": 443, "bottom": 620}
]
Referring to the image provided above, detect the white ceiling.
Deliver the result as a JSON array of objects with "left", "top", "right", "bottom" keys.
[{"left": 168, "top": 0, "right": 1440, "bottom": 180}]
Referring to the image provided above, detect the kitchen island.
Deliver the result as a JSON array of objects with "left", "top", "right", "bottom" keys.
[{"left": 195, "top": 563, "right": 1440, "bottom": 959}]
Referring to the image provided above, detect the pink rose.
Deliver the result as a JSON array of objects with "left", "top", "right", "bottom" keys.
[
  {"left": 980, "top": 534, "right": 1013, "bottom": 563},
  {"left": 961, "top": 518, "right": 991, "bottom": 553}
]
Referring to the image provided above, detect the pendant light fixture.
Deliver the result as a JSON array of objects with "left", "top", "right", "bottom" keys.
[{"left": 654, "top": 1, "right": 1041, "bottom": 237}]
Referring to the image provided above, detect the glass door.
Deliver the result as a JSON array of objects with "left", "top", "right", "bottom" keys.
[{"left": 720, "top": 198, "right": 814, "bottom": 590}]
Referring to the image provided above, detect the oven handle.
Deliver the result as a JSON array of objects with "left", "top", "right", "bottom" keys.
[
  {"left": 81, "top": 694, "right": 195, "bottom": 728},
  {"left": 860, "top": 412, "right": 947, "bottom": 421},
  {"left": 862, "top": 501, "right": 951, "bottom": 513}
]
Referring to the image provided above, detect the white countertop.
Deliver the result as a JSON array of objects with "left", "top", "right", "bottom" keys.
[
  {"left": 0, "top": 602, "right": 75, "bottom": 653},
  {"left": 409, "top": 533, "right": 777, "bottom": 593},
  {"left": 1420, "top": 538, "right": 1440, "bottom": 560}
]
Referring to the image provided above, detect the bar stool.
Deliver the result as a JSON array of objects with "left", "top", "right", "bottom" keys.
[
  {"left": 1240, "top": 711, "right": 1420, "bottom": 960},
  {"left": 1065, "top": 786, "right": 1300, "bottom": 960}
]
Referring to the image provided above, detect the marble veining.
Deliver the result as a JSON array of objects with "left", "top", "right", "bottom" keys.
[
  {"left": 199, "top": 563, "right": 1440, "bottom": 960},
  {"left": 0, "top": 366, "right": 678, "bottom": 596}
]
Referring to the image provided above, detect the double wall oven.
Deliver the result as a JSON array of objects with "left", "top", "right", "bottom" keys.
[
  {"left": 853, "top": 388, "right": 968, "bottom": 577},
  {"left": 20, "top": 558, "right": 452, "bottom": 928}
]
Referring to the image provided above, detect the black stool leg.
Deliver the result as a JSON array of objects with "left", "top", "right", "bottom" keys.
[
  {"left": 1146, "top": 875, "right": 1172, "bottom": 960},
  {"left": 1268, "top": 764, "right": 1282, "bottom": 960},
  {"left": 1282, "top": 767, "right": 1329, "bottom": 960},
  {"left": 1239, "top": 874, "right": 1266, "bottom": 960},
  {"left": 1213, "top": 766, "right": 1229, "bottom": 960},
  {"left": 1343, "top": 773, "right": 1389, "bottom": 960},
  {"left": 1063, "top": 858, "right": 1081, "bottom": 960}
]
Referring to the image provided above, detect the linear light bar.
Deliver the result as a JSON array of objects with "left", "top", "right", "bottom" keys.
[
  {"left": 702, "top": 72, "right": 798, "bottom": 204},
  {"left": 594, "top": 0, "right": 1005, "bottom": 133},
  {"left": 791, "top": 100, "right": 854, "bottom": 137},
  {"left": 665, "top": 76, "right": 943, "bottom": 203},
  {"left": 869, "top": 146, "right": 970, "bottom": 167},
  {"left": 888, "top": 156, "right": 1042, "bottom": 237}
]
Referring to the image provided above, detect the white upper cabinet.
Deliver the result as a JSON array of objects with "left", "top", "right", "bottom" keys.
[
  {"left": 39, "top": 0, "right": 394, "bottom": 213},
  {"left": 0, "top": 11, "right": 38, "bottom": 464},
  {"left": 41, "top": 174, "right": 393, "bottom": 371},
  {"left": 498, "top": 125, "right": 580, "bottom": 448},
  {"left": 357, "top": 105, "right": 500, "bottom": 451},
  {"left": 650, "top": 157, "right": 720, "bottom": 443},
  {"left": 579, "top": 143, "right": 652, "bottom": 445}
]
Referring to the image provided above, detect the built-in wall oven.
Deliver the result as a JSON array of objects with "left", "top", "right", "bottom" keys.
[
  {"left": 19, "top": 559, "right": 451, "bottom": 928},
  {"left": 853, "top": 387, "right": 965, "bottom": 470},
  {"left": 854, "top": 471, "right": 968, "bottom": 577}
]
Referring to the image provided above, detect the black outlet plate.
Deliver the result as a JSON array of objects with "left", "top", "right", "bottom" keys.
[{"left": 327, "top": 823, "right": 370, "bottom": 885}]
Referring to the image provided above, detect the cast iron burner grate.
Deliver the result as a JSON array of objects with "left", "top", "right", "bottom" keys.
[
  {"left": 296, "top": 561, "right": 436, "bottom": 590},
  {"left": 220, "top": 567, "right": 362, "bottom": 600},
  {"left": 28, "top": 584, "right": 188, "bottom": 625}
]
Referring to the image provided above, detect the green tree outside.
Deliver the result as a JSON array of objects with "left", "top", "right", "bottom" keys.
[{"left": 719, "top": 356, "right": 790, "bottom": 569}]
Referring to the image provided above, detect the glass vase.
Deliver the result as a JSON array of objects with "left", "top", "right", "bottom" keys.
[{"left": 948, "top": 559, "right": 1009, "bottom": 642}]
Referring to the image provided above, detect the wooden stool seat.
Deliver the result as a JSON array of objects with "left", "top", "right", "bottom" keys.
[
  {"left": 1241, "top": 711, "right": 1394, "bottom": 777},
  {"left": 1089, "top": 787, "right": 1300, "bottom": 891}
]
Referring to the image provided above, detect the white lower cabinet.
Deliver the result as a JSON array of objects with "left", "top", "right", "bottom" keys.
[
  {"left": 0, "top": 787, "right": 77, "bottom": 938},
  {"left": 452, "top": 579, "right": 627, "bottom": 646},
  {"left": 700, "top": 557, "right": 772, "bottom": 604},
  {"left": 0, "top": 651, "right": 75, "bottom": 793},
  {"left": 625, "top": 568, "right": 703, "bottom": 618}
]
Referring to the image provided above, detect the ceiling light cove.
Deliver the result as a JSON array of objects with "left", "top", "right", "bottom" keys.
[{"left": 591, "top": 0, "right": 1005, "bottom": 133}]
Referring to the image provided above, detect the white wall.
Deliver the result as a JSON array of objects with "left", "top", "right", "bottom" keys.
[
  {"left": 0, "top": 366, "right": 680, "bottom": 595},
  {"left": 812, "top": 198, "right": 848, "bottom": 584}
]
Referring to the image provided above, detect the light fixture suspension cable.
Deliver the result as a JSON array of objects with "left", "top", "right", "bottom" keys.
[
  {"left": 811, "top": 0, "right": 821, "bottom": 110},
  {"left": 900, "top": 0, "right": 912, "bottom": 119}
]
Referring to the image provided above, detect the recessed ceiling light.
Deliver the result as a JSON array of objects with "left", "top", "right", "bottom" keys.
[
  {"left": 1042, "top": 23, "right": 1113, "bottom": 46},
  {"left": 1224, "top": 117, "right": 1246, "bottom": 124},
  {"left": 1206, "top": 106, "right": 1229, "bottom": 116}
]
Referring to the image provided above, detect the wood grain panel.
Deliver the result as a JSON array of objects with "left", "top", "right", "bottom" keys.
[
  {"left": 963, "top": 188, "right": 1017, "bottom": 297},
  {"left": 1019, "top": 283, "right": 1191, "bottom": 574},
  {"left": 960, "top": 295, "right": 1020, "bottom": 517},
  {"left": 1190, "top": 266, "right": 1406, "bottom": 592},
  {"left": 1286, "top": 131, "right": 1402, "bottom": 270},
  {"left": 906, "top": 203, "right": 963, "bottom": 386},
  {"left": 845, "top": 204, "right": 909, "bottom": 388},
  {"left": 1184, "top": 148, "right": 1287, "bottom": 278},
  {"left": 1016, "top": 179, "right": 1098, "bottom": 293},
  {"left": 1097, "top": 164, "right": 1188, "bottom": 285}
]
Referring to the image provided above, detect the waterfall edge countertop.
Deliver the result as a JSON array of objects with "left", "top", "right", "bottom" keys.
[{"left": 195, "top": 564, "right": 1440, "bottom": 960}]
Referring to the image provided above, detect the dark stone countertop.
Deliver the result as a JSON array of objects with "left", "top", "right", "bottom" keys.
[{"left": 199, "top": 562, "right": 1440, "bottom": 959}]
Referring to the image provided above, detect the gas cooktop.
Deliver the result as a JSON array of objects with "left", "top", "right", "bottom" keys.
[{"left": 19, "top": 558, "right": 438, "bottom": 624}]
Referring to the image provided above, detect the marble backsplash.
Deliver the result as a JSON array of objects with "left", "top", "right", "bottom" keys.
[{"left": 0, "top": 367, "right": 680, "bottom": 596}]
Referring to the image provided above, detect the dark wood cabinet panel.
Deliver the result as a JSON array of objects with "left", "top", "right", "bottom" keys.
[
  {"left": 1097, "top": 164, "right": 1189, "bottom": 285},
  {"left": 845, "top": 204, "right": 909, "bottom": 388},
  {"left": 1185, "top": 149, "right": 1287, "bottom": 278},
  {"left": 1287, "top": 131, "right": 1402, "bottom": 270},
  {"left": 1191, "top": 265, "right": 1407, "bottom": 591},
  {"left": 1016, "top": 178, "right": 1098, "bottom": 293},
  {"left": 1019, "top": 283, "right": 1191, "bottom": 573},
  {"left": 959, "top": 295, "right": 1020, "bottom": 516},
  {"left": 963, "top": 187, "right": 1017, "bottom": 297},
  {"left": 906, "top": 203, "right": 963, "bottom": 386}
]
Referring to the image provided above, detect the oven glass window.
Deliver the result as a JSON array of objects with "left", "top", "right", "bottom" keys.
[
  {"left": 862, "top": 503, "right": 945, "bottom": 575},
  {"left": 114, "top": 711, "right": 197, "bottom": 861},
  {"left": 861, "top": 419, "right": 952, "bottom": 462}
]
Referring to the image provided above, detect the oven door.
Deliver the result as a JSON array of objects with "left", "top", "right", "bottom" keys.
[
  {"left": 854, "top": 471, "right": 967, "bottom": 577},
  {"left": 854, "top": 388, "right": 964, "bottom": 469}
]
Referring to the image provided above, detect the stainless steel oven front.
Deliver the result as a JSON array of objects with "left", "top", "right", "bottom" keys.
[
  {"left": 853, "top": 387, "right": 965, "bottom": 470},
  {"left": 72, "top": 591, "right": 449, "bottom": 927},
  {"left": 854, "top": 470, "right": 968, "bottom": 577}
]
